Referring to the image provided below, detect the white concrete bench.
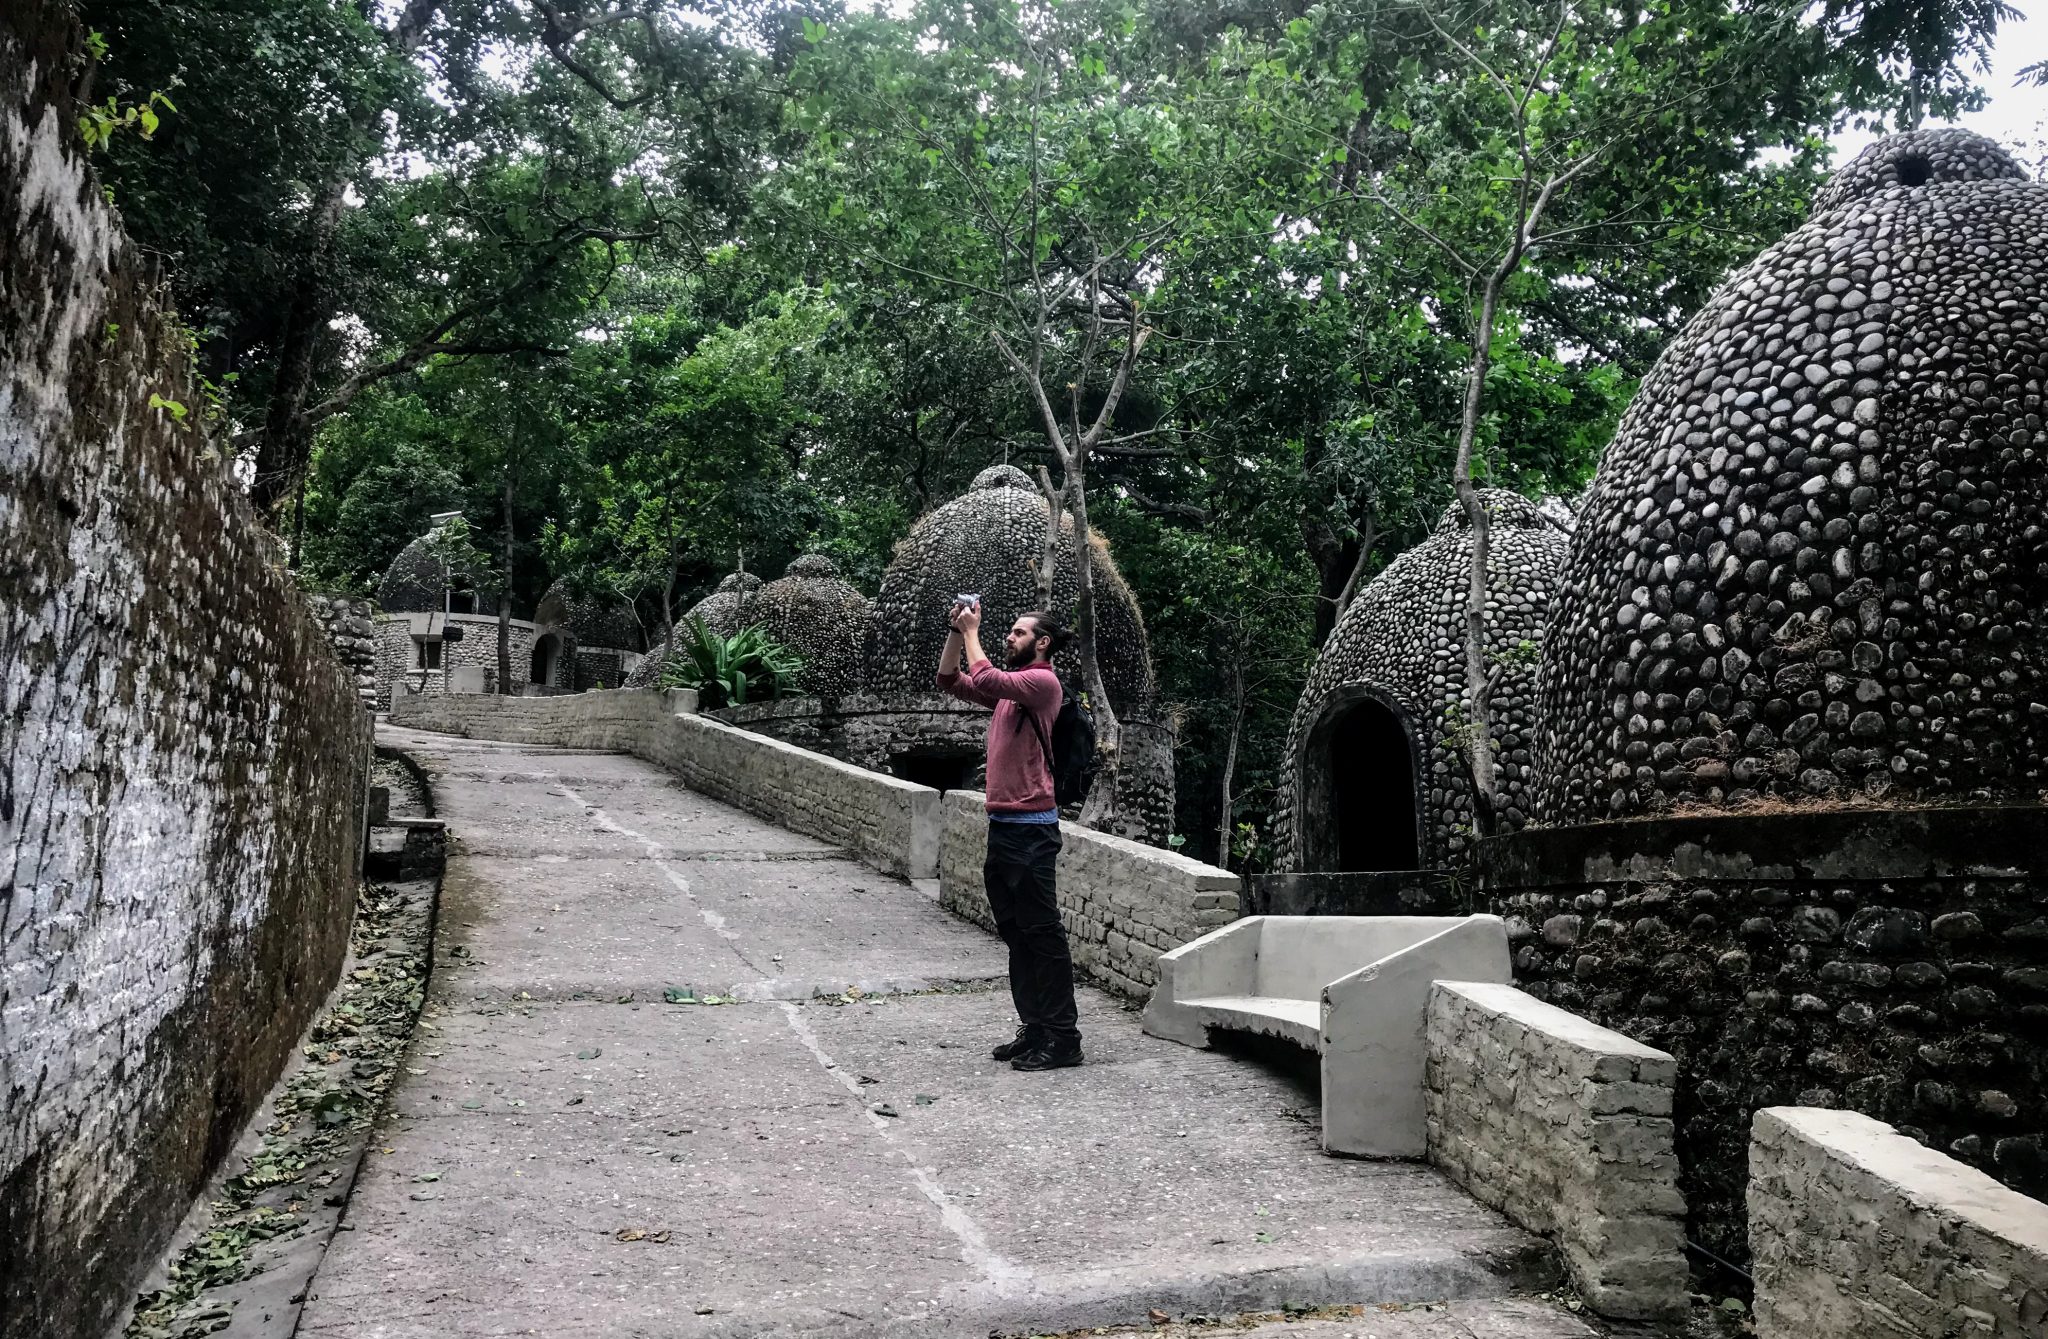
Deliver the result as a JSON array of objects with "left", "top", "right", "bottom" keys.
[{"left": 1141, "top": 915, "right": 1511, "bottom": 1158}]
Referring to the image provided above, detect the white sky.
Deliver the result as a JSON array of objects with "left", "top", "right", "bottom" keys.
[{"left": 1832, "top": 6, "right": 2048, "bottom": 162}]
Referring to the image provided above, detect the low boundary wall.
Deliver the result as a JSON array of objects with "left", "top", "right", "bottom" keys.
[
  {"left": 1425, "top": 982, "right": 1688, "bottom": 1320},
  {"left": 390, "top": 690, "right": 939, "bottom": 879},
  {"left": 390, "top": 696, "right": 1237, "bottom": 986},
  {"left": 938, "top": 790, "right": 1239, "bottom": 998},
  {"left": 1749, "top": 1107, "right": 2048, "bottom": 1339}
]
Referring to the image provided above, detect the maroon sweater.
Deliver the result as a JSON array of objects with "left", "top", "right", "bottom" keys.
[{"left": 934, "top": 660, "right": 1062, "bottom": 814}]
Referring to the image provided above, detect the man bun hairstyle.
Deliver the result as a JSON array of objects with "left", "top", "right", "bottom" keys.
[{"left": 1021, "top": 611, "right": 1076, "bottom": 658}]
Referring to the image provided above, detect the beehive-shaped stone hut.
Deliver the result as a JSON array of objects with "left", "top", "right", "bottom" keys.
[
  {"left": 865, "top": 464, "right": 1156, "bottom": 709},
  {"left": 745, "top": 554, "right": 870, "bottom": 697},
  {"left": 623, "top": 571, "right": 765, "bottom": 688},
  {"left": 1534, "top": 129, "right": 2047, "bottom": 821},
  {"left": 1270, "top": 490, "right": 1567, "bottom": 877},
  {"left": 371, "top": 513, "right": 535, "bottom": 706},
  {"left": 376, "top": 512, "right": 499, "bottom": 615},
  {"left": 1486, "top": 131, "right": 2048, "bottom": 1262},
  {"left": 532, "top": 580, "right": 644, "bottom": 690}
]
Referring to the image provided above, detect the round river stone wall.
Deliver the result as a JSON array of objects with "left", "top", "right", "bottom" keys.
[
  {"left": 864, "top": 464, "right": 1156, "bottom": 711},
  {"left": 746, "top": 554, "right": 870, "bottom": 697},
  {"left": 1534, "top": 129, "right": 2047, "bottom": 821},
  {"left": 1271, "top": 489, "right": 1567, "bottom": 872}
]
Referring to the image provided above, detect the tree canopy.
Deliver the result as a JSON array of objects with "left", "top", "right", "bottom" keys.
[{"left": 83, "top": 0, "right": 2035, "bottom": 863}]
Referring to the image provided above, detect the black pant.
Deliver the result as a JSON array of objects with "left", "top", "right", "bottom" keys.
[{"left": 984, "top": 821, "right": 1080, "bottom": 1046}]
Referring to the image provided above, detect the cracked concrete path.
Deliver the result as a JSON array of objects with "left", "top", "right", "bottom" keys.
[{"left": 298, "top": 726, "right": 1595, "bottom": 1339}]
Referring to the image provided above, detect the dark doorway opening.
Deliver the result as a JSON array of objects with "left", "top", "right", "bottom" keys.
[
  {"left": 531, "top": 635, "right": 559, "bottom": 687},
  {"left": 889, "top": 752, "right": 977, "bottom": 792},
  {"left": 1325, "top": 697, "right": 1421, "bottom": 871}
]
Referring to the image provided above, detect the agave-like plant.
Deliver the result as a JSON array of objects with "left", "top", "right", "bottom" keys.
[{"left": 657, "top": 615, "right": 804, "bottom": 707}]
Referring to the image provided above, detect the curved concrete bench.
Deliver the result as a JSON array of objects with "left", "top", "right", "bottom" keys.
[{"left": 1141, "top": 915, "right": 1511, "bottom": 1158}]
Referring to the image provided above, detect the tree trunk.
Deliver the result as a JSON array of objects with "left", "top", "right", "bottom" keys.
[
  {"left": 1067, "top": 474, "right": 1129, "bottom": 837},
  {"left": 249, "top": 0, "right": 444, "bottom": 515},
  {"left": 1216, "top": 657, "right": 1245, "bottom": 868},
  {"left": 1032, "top": 465, "right": 1063, "bottom": 610},
  {"left": 1453, "top": 276, "right": 1506, "bottom": 836},
  {"left": 251, "top": 181, "right": 346, "bottom": 514},
  {"left": 499, "top": 463, "right": 515, "bottom": 694},
  {"left": 1330, "top": 509, "right": 1377, "bottom": 631}
]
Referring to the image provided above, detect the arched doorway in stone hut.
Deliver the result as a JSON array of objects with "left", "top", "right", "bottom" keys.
[
  {"left": 1297, "top": 686, "right": 1423, "bottom": 872},
  {"left": 531, "top": 634, "right": 563, "bottom": 688}
]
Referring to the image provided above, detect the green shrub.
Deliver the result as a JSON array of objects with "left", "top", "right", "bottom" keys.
[{"left": 657, "top": 616, "right": 804, "bottom": 708}]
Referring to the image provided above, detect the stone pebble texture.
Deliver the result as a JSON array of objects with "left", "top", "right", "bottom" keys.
[
  {"left": 864, "top": 464, "right": 1156, "bottom": 710},
  {"left": 1424, "top": 982, "right": 1689, "bottom": 1322},
  {"left": 1, "top": 8, "right": 372, "bottom": 1335},
  {"left": 306, "top": 592, "right": 380, "bottom": 707},
  {"left": 624, "top": 570, "right": 765, "bottom": 688},
  {"left": 374, "top": 526, "right": 501, "bottom": 616},
  {"left": 744, "top": 553, "right": 872, "bottom": 697},
  {"left": 1271, "top": 490, "right": 1568, "bottom": 873},
  {"left": 533, "top": 579, "right": 643, "bottom": 690},
  {"left": 1748, "top": 1107, "right": 2048, "bottom": 1339},
  {"left": 374, "top": 613, "right": 537, "bottom": 705},
  {"left": 535, "top": 579, "right": 644, "bottom": 650},
  {"left": 1488, "top": 808, "right": 2048, "bottom": 1271},
  {"left": 1535, "top": 129, "right": 2048, "bottom": 821}
]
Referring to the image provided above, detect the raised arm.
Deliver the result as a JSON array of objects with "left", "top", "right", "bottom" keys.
[{"left": 934, "top": 610, "right": 1000, "bottom": 706}]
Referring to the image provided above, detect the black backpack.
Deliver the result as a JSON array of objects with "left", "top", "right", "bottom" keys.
[{"left": 1022, "top": 695, "right": 1097, "bottom": 807}]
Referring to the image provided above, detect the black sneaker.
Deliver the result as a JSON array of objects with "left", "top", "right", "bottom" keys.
[
  {"left": 1010, "top": 1042, "right": 1083, "bottom": 1071},
  {"left": 991, "top": 1026, "right": 1041, "bottom": 1062}
]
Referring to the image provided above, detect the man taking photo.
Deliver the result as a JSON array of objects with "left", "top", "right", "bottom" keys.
[{"left": 935, "top": 598, "right": 1082, "bottom": 1071}]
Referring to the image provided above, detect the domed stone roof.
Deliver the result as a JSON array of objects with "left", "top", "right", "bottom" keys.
[
  {"left": 1270, "top": 490, "right": 1568, "bottom": 870},
  {"left": 623, "top": 571, "right": 766, "bottom": 688},
  {"left": 865, "top": 464, "right": 1155, "bottom": 709},
  {"left": 746, "top": 554, "right": 870, "bottom": 696},
  {"left": 1534, "top": 129, "right": 2048, "bottom": 821},
  {"left": 534, "top": 580, "right": 642, "bottom": 651},
  {"left": 376, "top": 516, "right": 498, "bottom": 615}
]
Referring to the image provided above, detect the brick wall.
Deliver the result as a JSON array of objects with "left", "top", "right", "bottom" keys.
[
  {"left": 1424, "top": 982, "right": 1689, "bottom": 1321},
  {"left": 937, "top": 789, "right": 1239, "bottom": 998},
  {"left": 1749, "top": 1107, "right": 2048, "bottom": 1338},
  {"left": 1, "top": 10, "right": 371, "bottom": 1334}
]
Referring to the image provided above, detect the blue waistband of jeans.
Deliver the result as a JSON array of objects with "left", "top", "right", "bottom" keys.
[{"left": 989, "top": 808, "right": 1060, "bottom": 824}]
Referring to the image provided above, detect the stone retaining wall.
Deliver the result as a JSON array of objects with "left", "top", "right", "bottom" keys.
[
  {"left": 391, "top": 685, "right": 695, "bottom": 751},
  {"left": 1425, "top": 982, "right": 1688, "bottom": 1321},
  {"left": 390, "top": 690, "right": 939, "bottom": 878},
  {"left": 938, "top": 790, "right": 1239, "bottom": 998},
  {"left": 1749, "top": 1107, "right": 2048, "bottom": 1338},
  {"left": 1480, "top": 806, "right": 2048, "bottom": 1265},
  {"left": 713, "top": 693, "right": 1180, "bottom": 846},
  {"left": 2, "top": 11, "right": 372, "bottom": 1333}
]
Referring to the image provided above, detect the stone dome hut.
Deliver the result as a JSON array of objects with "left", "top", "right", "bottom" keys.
[
  {"left": 532, "top": 580, "right": 645, "bottom": 691},
  {"left": 865, "top": 464, "right": 1156, "bottom": 709},
  {"left": 1534, "top": 128, "right": 2047, "bottom": 822},
  {"left": 371, "top": 513, "right": 531, "bottom": 706},
  {"left": 1485, "top": 131, "right": 2048, "bottom": 1262},
  {"left": 376, "top": 512, "right": 499, "bottom": 615},
  {"left": 744, "top": 554, "right": 870, "bottom": 697},
  {"left": 624, "top": 570, "right": 767, "bottom": 688},
  {"left": 1269, "top": 490, "right": 1568, "bottom": 882}
]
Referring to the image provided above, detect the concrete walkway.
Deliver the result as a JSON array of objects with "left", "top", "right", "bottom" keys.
[{"left": 299, "top": 727, "right": 1598, "bottom": 1339}]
